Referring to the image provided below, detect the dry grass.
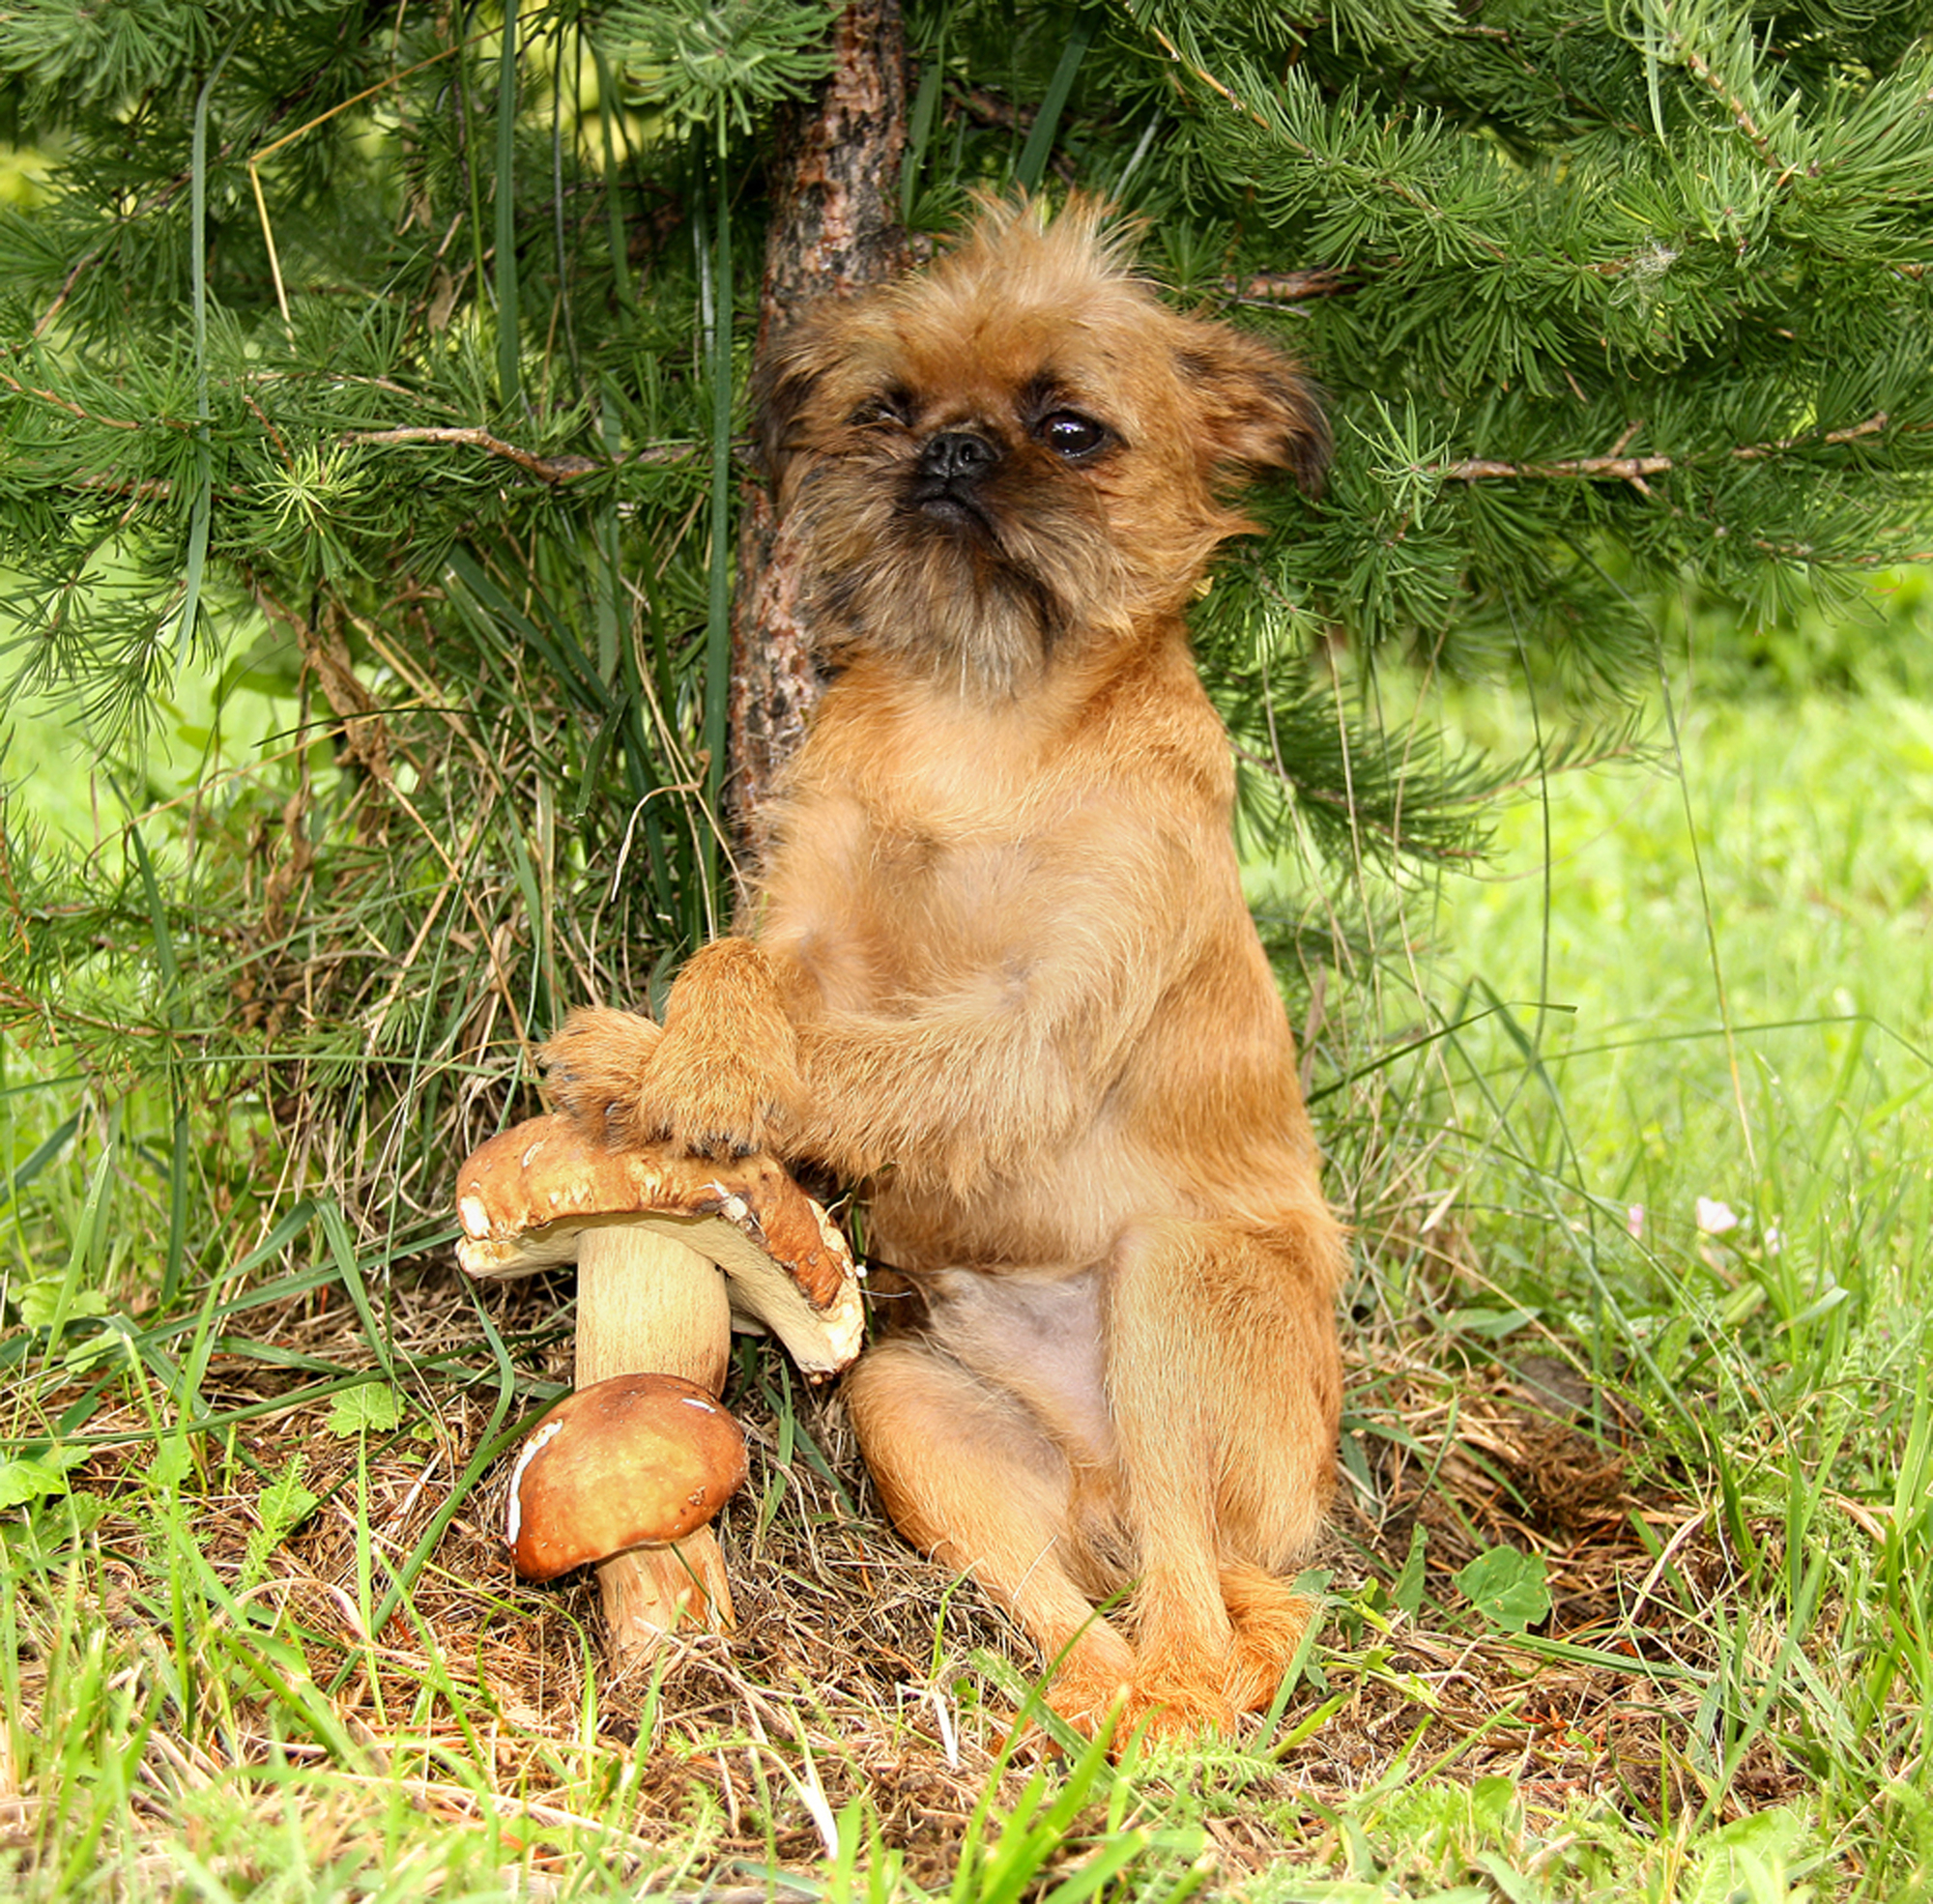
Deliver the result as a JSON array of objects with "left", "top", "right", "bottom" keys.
[{"left": 3, "top": 1245, "right": 1828, "bottom": 1898}]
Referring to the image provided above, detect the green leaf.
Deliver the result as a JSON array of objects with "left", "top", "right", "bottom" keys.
[
  {"left": 0, "top": 1448, "right": 90, "bottom": 1509},
  {"left": 328, "top": 1384, "right": 406, "bottom": 1438},
  {"left": 17, "top": 1275, "right": 108, "bottom": 1332},
  {"left": 1455, "top": 1544, "right": 1552, "bottom": 1634},
  {"left": 1687, "top": 1805, "right": 1814, "bottom": 1904},
  {"left": 244, "top": 1455, "right": 320, "bottom": 1587},
  {"left": 258, "top": 1455, "right": 319, "bottom": 1539},
  {"left": 152, "top": 1436, "right": 193, "bottom": 1491},
  {"left": 1392, "top": 1521, "right": 1428, "bottom": 1621}
]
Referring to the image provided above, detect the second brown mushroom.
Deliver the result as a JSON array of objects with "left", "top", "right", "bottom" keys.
[{"left": 455, "top": 1113, "right": 863, "bottom": 1666}]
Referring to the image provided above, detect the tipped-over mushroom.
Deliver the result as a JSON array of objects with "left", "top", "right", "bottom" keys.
[
  {"left": 455, "top": 1115, "right": 863, "bottom": 1373},
  {"left": 455, "top": 1113, "right": 862, "bottom": 1665}
]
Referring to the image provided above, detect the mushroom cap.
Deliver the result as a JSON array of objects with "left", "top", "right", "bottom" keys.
[
  {"left": 454, "top": 1115, "right": 864, "bottom": 1375},
  {"left": 505, "top": 1370, "right": 749, "bottom": 1581}
]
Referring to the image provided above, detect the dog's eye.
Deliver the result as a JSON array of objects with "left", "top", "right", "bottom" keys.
[
  {"left": 1036, "top": 411, "right": 1109, "bottom": 459},
  {"left": 848, "top": 389, "right": 913, "bottom": 430}
]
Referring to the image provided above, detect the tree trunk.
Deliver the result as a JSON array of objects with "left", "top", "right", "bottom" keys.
[{"left": 726, "top": 0, "right": 910, "bottom": 883}]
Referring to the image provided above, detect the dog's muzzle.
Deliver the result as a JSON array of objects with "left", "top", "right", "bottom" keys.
[{"left": 908, "top": 430, "right": 1001, "bottom": 527}]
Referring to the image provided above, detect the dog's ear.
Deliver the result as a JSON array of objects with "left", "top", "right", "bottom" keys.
[
  {"left": 753, "top": 311, "right": 842, "bottom": 484},
  {"left": 1174, "top": 325, "right": 1331, "bottom": 497}
]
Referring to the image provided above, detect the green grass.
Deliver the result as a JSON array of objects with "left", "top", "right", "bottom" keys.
[
  {"left": 4, "top": 656, "right": 1933, "bottom": 1900},
  {"left": 1424, "top": 677, "right": 1932, "bottom": 1403},
  {"left": 1325, "top": 670, "right": 1933, "bottom": 1899}
]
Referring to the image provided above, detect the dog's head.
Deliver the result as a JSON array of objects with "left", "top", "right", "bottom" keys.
[{"left": 758, "top": 196, "right": 1329, "bottom": 694}]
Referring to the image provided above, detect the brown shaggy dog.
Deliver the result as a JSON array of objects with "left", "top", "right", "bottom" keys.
[{"left": 542, "top": 198, "right": 1346, "bottom": 1742}]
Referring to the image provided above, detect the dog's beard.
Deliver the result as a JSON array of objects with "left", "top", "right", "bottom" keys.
[{"left": 791, "top": 453, "right": 1135, "bottom": 696}]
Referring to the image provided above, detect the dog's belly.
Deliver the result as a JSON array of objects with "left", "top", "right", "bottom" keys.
[{"left": 900, "top": 1259, "right": 1116, "bottom": 1469}]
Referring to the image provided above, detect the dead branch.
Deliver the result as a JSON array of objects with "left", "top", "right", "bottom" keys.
[
  {"left": 1436, "top": 410, "right": 1899, "bottom": 483},
  {"left": 338, "top": 427, "right": 607, "bottom": 483},
  {"left": 1231, "top": 269, "right": 1358, "bottom": 304}
]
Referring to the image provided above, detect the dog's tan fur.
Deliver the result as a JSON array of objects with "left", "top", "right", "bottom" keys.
[{"left": 542, "top": 199, "right": 1345, "bottom": 1739}]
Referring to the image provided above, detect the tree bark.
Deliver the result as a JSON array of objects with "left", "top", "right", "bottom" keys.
[{"left": 726, "top": 0, "right": 910, "bottom": 887}]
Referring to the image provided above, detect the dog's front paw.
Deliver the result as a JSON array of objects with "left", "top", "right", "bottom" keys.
[
  {"left": 645, "top": 1024, "right": 798, "bottom": 1158},
  {"left": 536, "top": 1006, "right": 668, "bottom": 1147}
]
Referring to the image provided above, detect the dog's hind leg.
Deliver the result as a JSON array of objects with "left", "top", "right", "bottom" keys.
[
  {"left": 1219, "top": 1561, "right": 1319, "bottom": 1713},
  {"left": 844, "top": 1336, "right": 1138, "bottom": 1731},
  {"left": 1102, "top": 1214, "right": 1342, "bottom": 1734}
]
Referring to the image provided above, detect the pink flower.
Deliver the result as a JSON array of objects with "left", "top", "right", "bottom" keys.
[{"left": 1695, "top": 1197, "right": 1740, "bottom": 1235}]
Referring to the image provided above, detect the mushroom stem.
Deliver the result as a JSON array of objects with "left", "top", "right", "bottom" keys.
[{"left": 575, "top": 1226, "right": 736, "bottom": 1664}]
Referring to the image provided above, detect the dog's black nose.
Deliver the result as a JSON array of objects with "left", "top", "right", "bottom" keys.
[{"left": 917, "top": 431, "right": 998, "bottom": 482}]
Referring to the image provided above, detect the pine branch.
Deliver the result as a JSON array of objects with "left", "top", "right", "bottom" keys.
[
  {"left": 0, "top": 362, "right": 144, "bottom": 431},
  {"left": 1229, "top": 736, "right": 1488, "bottom": 863},
  {"left": 1680, "top": 44, "right": 1791, "bottom": 176},
  {"left": 1649, "top": 7, "right": 1802, "bottom": 180},
  {"left": 29, "top": 161, "right": 216, "bottom": 340},
  {"left": 340, "top": 427, "right": 622, "bottom": 483},
  {"left": 245, "top": 33, "right": 484, "bottom": 329},
  {"left": 1436, "top": 411, "right": 1905, "bottom": 482},
  {"left": 1231, "top": 269, "right": 1358, "bottom": 303}
]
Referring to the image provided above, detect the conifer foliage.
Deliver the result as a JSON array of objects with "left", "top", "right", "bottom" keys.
[{"left": 3, "top": 2, "right": 1931, "bottom": 1227}]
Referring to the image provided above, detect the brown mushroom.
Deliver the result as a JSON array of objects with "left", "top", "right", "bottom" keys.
[
  {"left": 505, "top": 1370, "right": 748, "bottom": 1580},
  {"left": 454, "top": 1113, "right": 862, "bottom": 1664}
]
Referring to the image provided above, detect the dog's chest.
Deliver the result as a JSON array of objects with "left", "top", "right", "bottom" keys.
[{"left": 766, "top": 788, "right": 1056, "bottom": 1013}]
